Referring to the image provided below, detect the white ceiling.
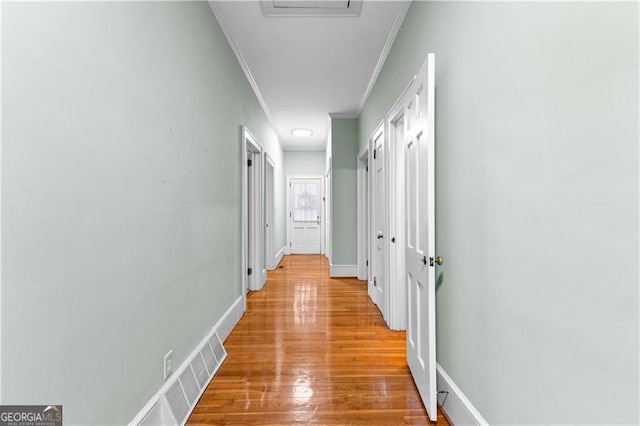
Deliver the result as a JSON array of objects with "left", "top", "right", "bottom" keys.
[{"left": 210, "top": 1, "right": 410, "bottom": 151}]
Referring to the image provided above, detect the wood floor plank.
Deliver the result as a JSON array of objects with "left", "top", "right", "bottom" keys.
[{"left": 187, "top": 255, "right": 449, "bottom": 425}]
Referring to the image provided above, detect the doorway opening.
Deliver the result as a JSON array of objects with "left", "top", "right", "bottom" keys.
[
  {"left": 242, "top": 127, "right": 265, "bottom": 307},
  {"left": 286, "top": 175, "right": 324, "bottom": 254},
  {"left": 357, "top": 144, "right": 370, "bottom": 283}
]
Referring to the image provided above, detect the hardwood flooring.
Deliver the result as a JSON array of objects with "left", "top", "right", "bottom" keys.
[{"left": 188, "top": 255, "right": 449, "bottom": 425}]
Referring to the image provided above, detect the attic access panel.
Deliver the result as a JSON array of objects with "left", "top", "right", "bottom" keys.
[{"left": 261, "top": 0, "right": 362, "bottom": 16}]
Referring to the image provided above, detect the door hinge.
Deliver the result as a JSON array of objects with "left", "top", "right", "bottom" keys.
[
  {"left": 248, "top": 159, "right": 252, "bottom": 167},
  {"left": 247, "top": 267, "right": 253, "bottom": 276},
  {"left": 373, "top": 276, "right": 377, "bottom": 286},
  {"left": 366, "top": 166, "right": 369, "bottom": 172},
  {"left": 289, "top": 212, "right": 292, "bottom": 218},
  {"left": 366, "top": 260, "right": 369, "bottom": 266},
  {"left": 373, "top": 149, "right": 377, "bottom": 159},
  {"left": 289, "top": 242, "right": 292, "bottom": 247}
]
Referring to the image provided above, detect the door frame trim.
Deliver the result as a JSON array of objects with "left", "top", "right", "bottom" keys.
[
  {"left": 241, "top": 126, "right": 265, "bottom": 303},
  {"left": 285, "top": 174, "right": 325, "bottom": 255},
  {"left": 382, "top": 75, "right": 416, "bottom": 331},
  {"left": 369, "top": 122, "right": 387, "bottom": 314},
  {"left": 325, "top": 163, "right": 331, "bottom": 262},
  {"left": 357, "top": 141, "right": 371, "bottom": 282},
  {"left": 264, "top": 153, "right": 276, "bottom": 270}
]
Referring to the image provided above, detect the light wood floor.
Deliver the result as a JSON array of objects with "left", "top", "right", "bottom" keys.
[{"left": 188, "top": 255, "right": 449, "bottom": 425}]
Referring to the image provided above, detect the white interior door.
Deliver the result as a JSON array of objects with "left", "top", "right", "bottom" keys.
[
  {"left": 265, "top": 156, "right": 275, "bottom": 269},
  {"left": 405, "top": 54, "right": 437, "bottom": 421},
  {"left": 373, "top": 129, "right": 386, "bottom": 314},
  {"left": 246, "top": 155, "right": 253, "bottom": 292},
  {"left": 289, "top": 177, "right": 322, "bottom": 254},
  {"left": 325, "top": 167, "right": 331, "bottom": 262}
]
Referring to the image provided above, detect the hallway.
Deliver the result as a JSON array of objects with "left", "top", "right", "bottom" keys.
[{"left": 187, "top": 255, "right": 449, "bottom": 425}]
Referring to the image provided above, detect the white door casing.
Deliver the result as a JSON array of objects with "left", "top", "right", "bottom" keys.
[
  {"left": 357, "top": 143, "right": 370, "bottom": 282},
  {"left": 375, "top": 70, "right": 416, "bottom": 333},
  {"left": 265, "top": 154, "right": 275, "bottom": 270},
  {"left": 325, "top": 164, "right": 331, "bottom": 262},
  {"left": 241, "top": 127, "right": 266, "bottom": 300},
  {"left": 372, "top": 125, "right": 386, "bottom": 315},
  {"left": 288, "top": 176, "right": 323, "bottom": 254},
  {"left": 386, "top": 102, "right": 408, "bottom": 331},
  {"left": 404, "top": 54, "right": 437, "bottom": 421}
]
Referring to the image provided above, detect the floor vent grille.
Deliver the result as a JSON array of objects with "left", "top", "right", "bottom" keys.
[
  {"left": 130, "top": 331, "right": 227, "bottom": 426},
  {"left": 165, "top": 380, "right": 190, "bottom": 424},
  {"left": 200, "top": 343, "right": 217, "bottom": 374},
  {"left": 191, "top": 353, "right": 209, "bottom": 389},
  {"left": 210, "top": 335, "right": 226, "bottom": 362},
  {"left": 179, "top": 366, "right": 200, "bottom": 405},
  {"left": 138, "top": 401, "right": 163, "bottom": 426}
]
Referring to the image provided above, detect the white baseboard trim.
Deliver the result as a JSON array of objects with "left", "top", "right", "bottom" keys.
[
  {"left": 437, "top": 363, "right": 489, "bottom": 426},
  {"left": 212, "top": 295, "right": 245, "bottom": 343},
  {"left": 368, "top": 279, "right": 378, "bottom": 306},
  {"left": 129, "top": 296, "right": 244, "bottom": 426},
  {"left": 273, "top": 245, "right": 286, "bottom": 269},
  {"left": 329, "top": 263, "right": 358, "bottom": 277},
  {"left": 260, "top": 269, "right": 267, "bottom": 290}
]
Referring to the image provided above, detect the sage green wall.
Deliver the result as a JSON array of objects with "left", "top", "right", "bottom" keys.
[
  {"left": 284, "top": 150, "right": 326, "bottom": 176},
  {"left": 330, "top": 119, "right": 359, "bottom": 266},
  {"left": 360, "top": 2, "right": 638, "bottom": 423},
  {"left": 1, "top": 2, "right": 283, "bottom": 424}
]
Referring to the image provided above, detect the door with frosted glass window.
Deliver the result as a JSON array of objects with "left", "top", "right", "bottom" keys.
[{"left": 289, "top": 177, "right": 322, "bottom": 254}]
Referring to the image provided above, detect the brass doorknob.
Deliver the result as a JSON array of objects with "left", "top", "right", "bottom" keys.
[{"left": 435, "top": 256, "right": 443, "bottom": 265}]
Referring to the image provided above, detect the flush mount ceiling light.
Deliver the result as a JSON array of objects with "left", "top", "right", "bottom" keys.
[{"left": 291, "top": 128, "right": 313, "bottom": 137}]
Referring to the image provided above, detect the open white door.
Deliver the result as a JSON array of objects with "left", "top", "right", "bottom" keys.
[
  {"left": 372, "top": 126, "right": 386, "bottom": 314},
  {"left": 405, "top": 54, "right": 438, "bottom": 421}
]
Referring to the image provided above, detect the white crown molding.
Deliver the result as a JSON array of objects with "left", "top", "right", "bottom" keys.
[
  {"left": 209, "top": 0, "right": 410, "bottom": 145},
  {"left": 357, "top": 0, "right": 411, "bottom": 113},
  {"left": 207, "top": 1, "right": 280, "bottom": 145}
]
